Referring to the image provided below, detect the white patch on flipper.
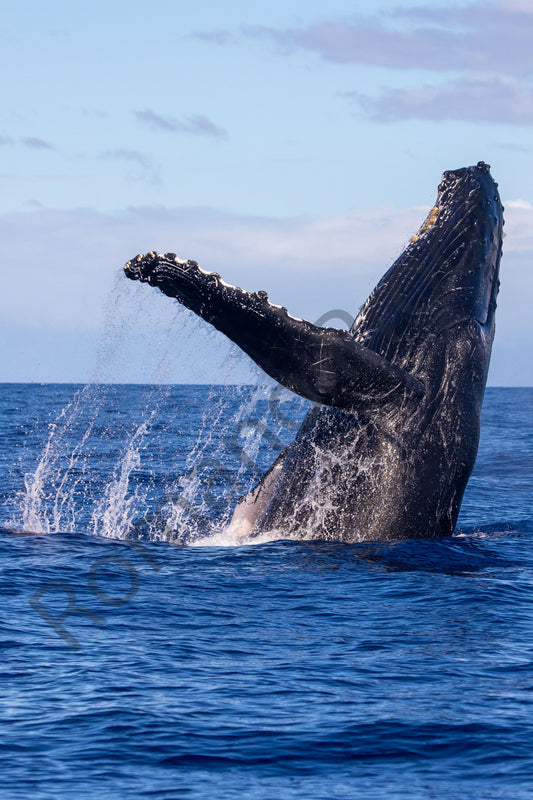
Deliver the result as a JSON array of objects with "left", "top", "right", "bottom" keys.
[
  {"left": 158, "top": 251, "right": 188, "bottom": 264},
  {"left": 224, "top": 458, "right": 285, "bottom": 539},
  {"left": 218, "top": 278, "right": 238, "bottom": 289},
  {"left": 268, "top": 300, "right": 303, "bottom": 322}
]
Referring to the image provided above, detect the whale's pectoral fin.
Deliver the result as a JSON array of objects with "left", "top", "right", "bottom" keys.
[{"left": 124, "top": 252, "right": 425, "bottom": 410}]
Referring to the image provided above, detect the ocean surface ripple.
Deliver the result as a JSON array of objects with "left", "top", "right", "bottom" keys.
[{"left": 1, "top": 385, "right": 532, "bottom": 799}]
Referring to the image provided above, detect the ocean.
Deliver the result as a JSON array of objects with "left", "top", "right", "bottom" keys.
[{"left": 1, "top": 383, "right": 532, "bottom": 799}]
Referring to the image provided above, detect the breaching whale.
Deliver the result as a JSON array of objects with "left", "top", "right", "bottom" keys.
[{"left": 124, "top": 162, "right": 503, "bottom": 542}]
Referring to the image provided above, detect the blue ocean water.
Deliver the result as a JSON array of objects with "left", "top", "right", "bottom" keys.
[{"left": 1, "top": 383, "right": 532, "bottom": 799}]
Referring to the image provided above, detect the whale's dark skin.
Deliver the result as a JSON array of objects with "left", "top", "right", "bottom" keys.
[{"left": 124, "top": 163, "right": 504, "bottom": 542}]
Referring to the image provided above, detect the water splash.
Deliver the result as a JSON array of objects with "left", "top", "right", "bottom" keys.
[
  {"left": 16, "top": 273, "right": 178, "bottom": 535},
  {"left": 15, "top": 273, "right": 308, "bottom": 543},
  {"left": 21, "top": 386, "right": 98, "bottom": 533},
  {"left": 91, "top": 417, "right": 151, "bottom": 539},
  {"left": 144, "top": 378, "right": 308, "bottom": 544}
]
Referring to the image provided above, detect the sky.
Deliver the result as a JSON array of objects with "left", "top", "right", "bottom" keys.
[{"left": 1, "top": 0, "right": 532, "bottom": 385}]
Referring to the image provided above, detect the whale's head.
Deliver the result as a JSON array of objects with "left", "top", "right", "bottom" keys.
[
  {"left": 353, "top": 162, "right": 504, "bottom": 398},
  {"left": 426, "top": 162, "right": 503, "bottom": 334}
]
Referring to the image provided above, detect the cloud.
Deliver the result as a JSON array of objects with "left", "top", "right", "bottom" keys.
[
  {"left": 496, "top": 0, "right": 533, "bottom": 12},
  {"left": 21, "top": 137, "right": 55, "bottom": 150},
  {"left": 191, "top": 29, "right": 238, "bottom": 45},
  {"left": 501, "top": 199, "right": 533, "bottom": 250},
  {"left": 187, "top": 114, "right": 228, "bottom": 139},
  {"left": 506, "top": 199, "right": 533, "bottom": 208},
  {"left": 101, "top": 148, "right": 160, "bottom": 185},
  {"left": 0, "top": 203, "right": 429, "bottom": 341},
  {"left": 3, "top": 201, "right": 531, "bottom": 326},
  {"left": 1, "top": 199, "right": 532, "bottom": 382},
  {"left": 247, "top": 20, "right": 457, "bottom": 70},
  {"left": 349, "top": 75, "right": 533, "bottom": 124},
  {"left": 248, "top": 2, "right": 533, "bottom": 75},
  {"left": 242, "top": 2, "right": 533, "bottom": 126},
  {"left": 103, "top": 148, "right": 153, "bottom": 169},
  {"left": 493, "top": 141, "right": 531, "bottom": 153},
  {"left": 134, "top": 109, "right": 228, "bottom": 139},
  {"left": 0, "top": 135, "right": 57, "bottom": 150},
  {"left": 80, "top": 108, "right": 109, "bottom": 119}
]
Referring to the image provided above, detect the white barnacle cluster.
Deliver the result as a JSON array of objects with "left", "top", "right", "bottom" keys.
[
  {"left": 218, "top": 277, "right": 236, "bottom": 289},
  {"left": 257, "top": 285, "right": 302, "bottom": 322},
  {"left": 166, "top": 254, "right": 306, "bottom": 323},
  {"left": 162, "top": 251, "right": 188, "bottom": 265},
  {"left": 258, "top": 296, "right": 303, "bottom": 323}
]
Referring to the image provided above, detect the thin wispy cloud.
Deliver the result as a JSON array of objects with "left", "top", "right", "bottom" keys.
[
  {"left": 80, "top": 108, "right": 109, "bottom": 119},
  {"left": 494, "top": 141, "right": 531, "bottom": 153},
  {"left": 135, "top": 110, "right": 181, "bottom": 133},
  {"left": 0, "top": 135, "right": 56, "bottom": 149},
  {"left": 350, "top": 75, "right": 533, "bottom": 125},
  {"left": 134, "top": 109, "right": 228, "bottom": 139},
  {"left": 23, "top": 199, "right": 45, "bottom": 208},
  {"left": 21, "top": 137, "right": 55, "bottom": 150},
  {"left": 191, "top": 29, "right": 238, "bottom": 45},
  {"left": 103, "top": 148, "right": 152, "bottom": 168},
  {"left": 102, "top": 148, "right": 160, "bottom": 185}
]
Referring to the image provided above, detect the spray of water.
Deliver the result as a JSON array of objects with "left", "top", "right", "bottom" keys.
[
  {"left": 91, "top": 417, "right": 151, "bottom": 539},
  {"left": 21, "top": 386, "right": 99, "bottom": 533},
  {"left": 17, "top": 273, "right": 177, "bottom": 535},
  {"left": 16, "top": 270, "right": 304, "bottom": 544}
]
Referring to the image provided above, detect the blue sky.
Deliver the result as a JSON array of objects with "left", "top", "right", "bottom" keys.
[{"left": 1, "top": 0, "right": 532, "bottom": 384}]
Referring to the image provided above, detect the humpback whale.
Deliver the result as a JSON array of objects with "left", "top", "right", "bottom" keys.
[{"left": 124, "top": 162, "right": 503, "bottom": 542}]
